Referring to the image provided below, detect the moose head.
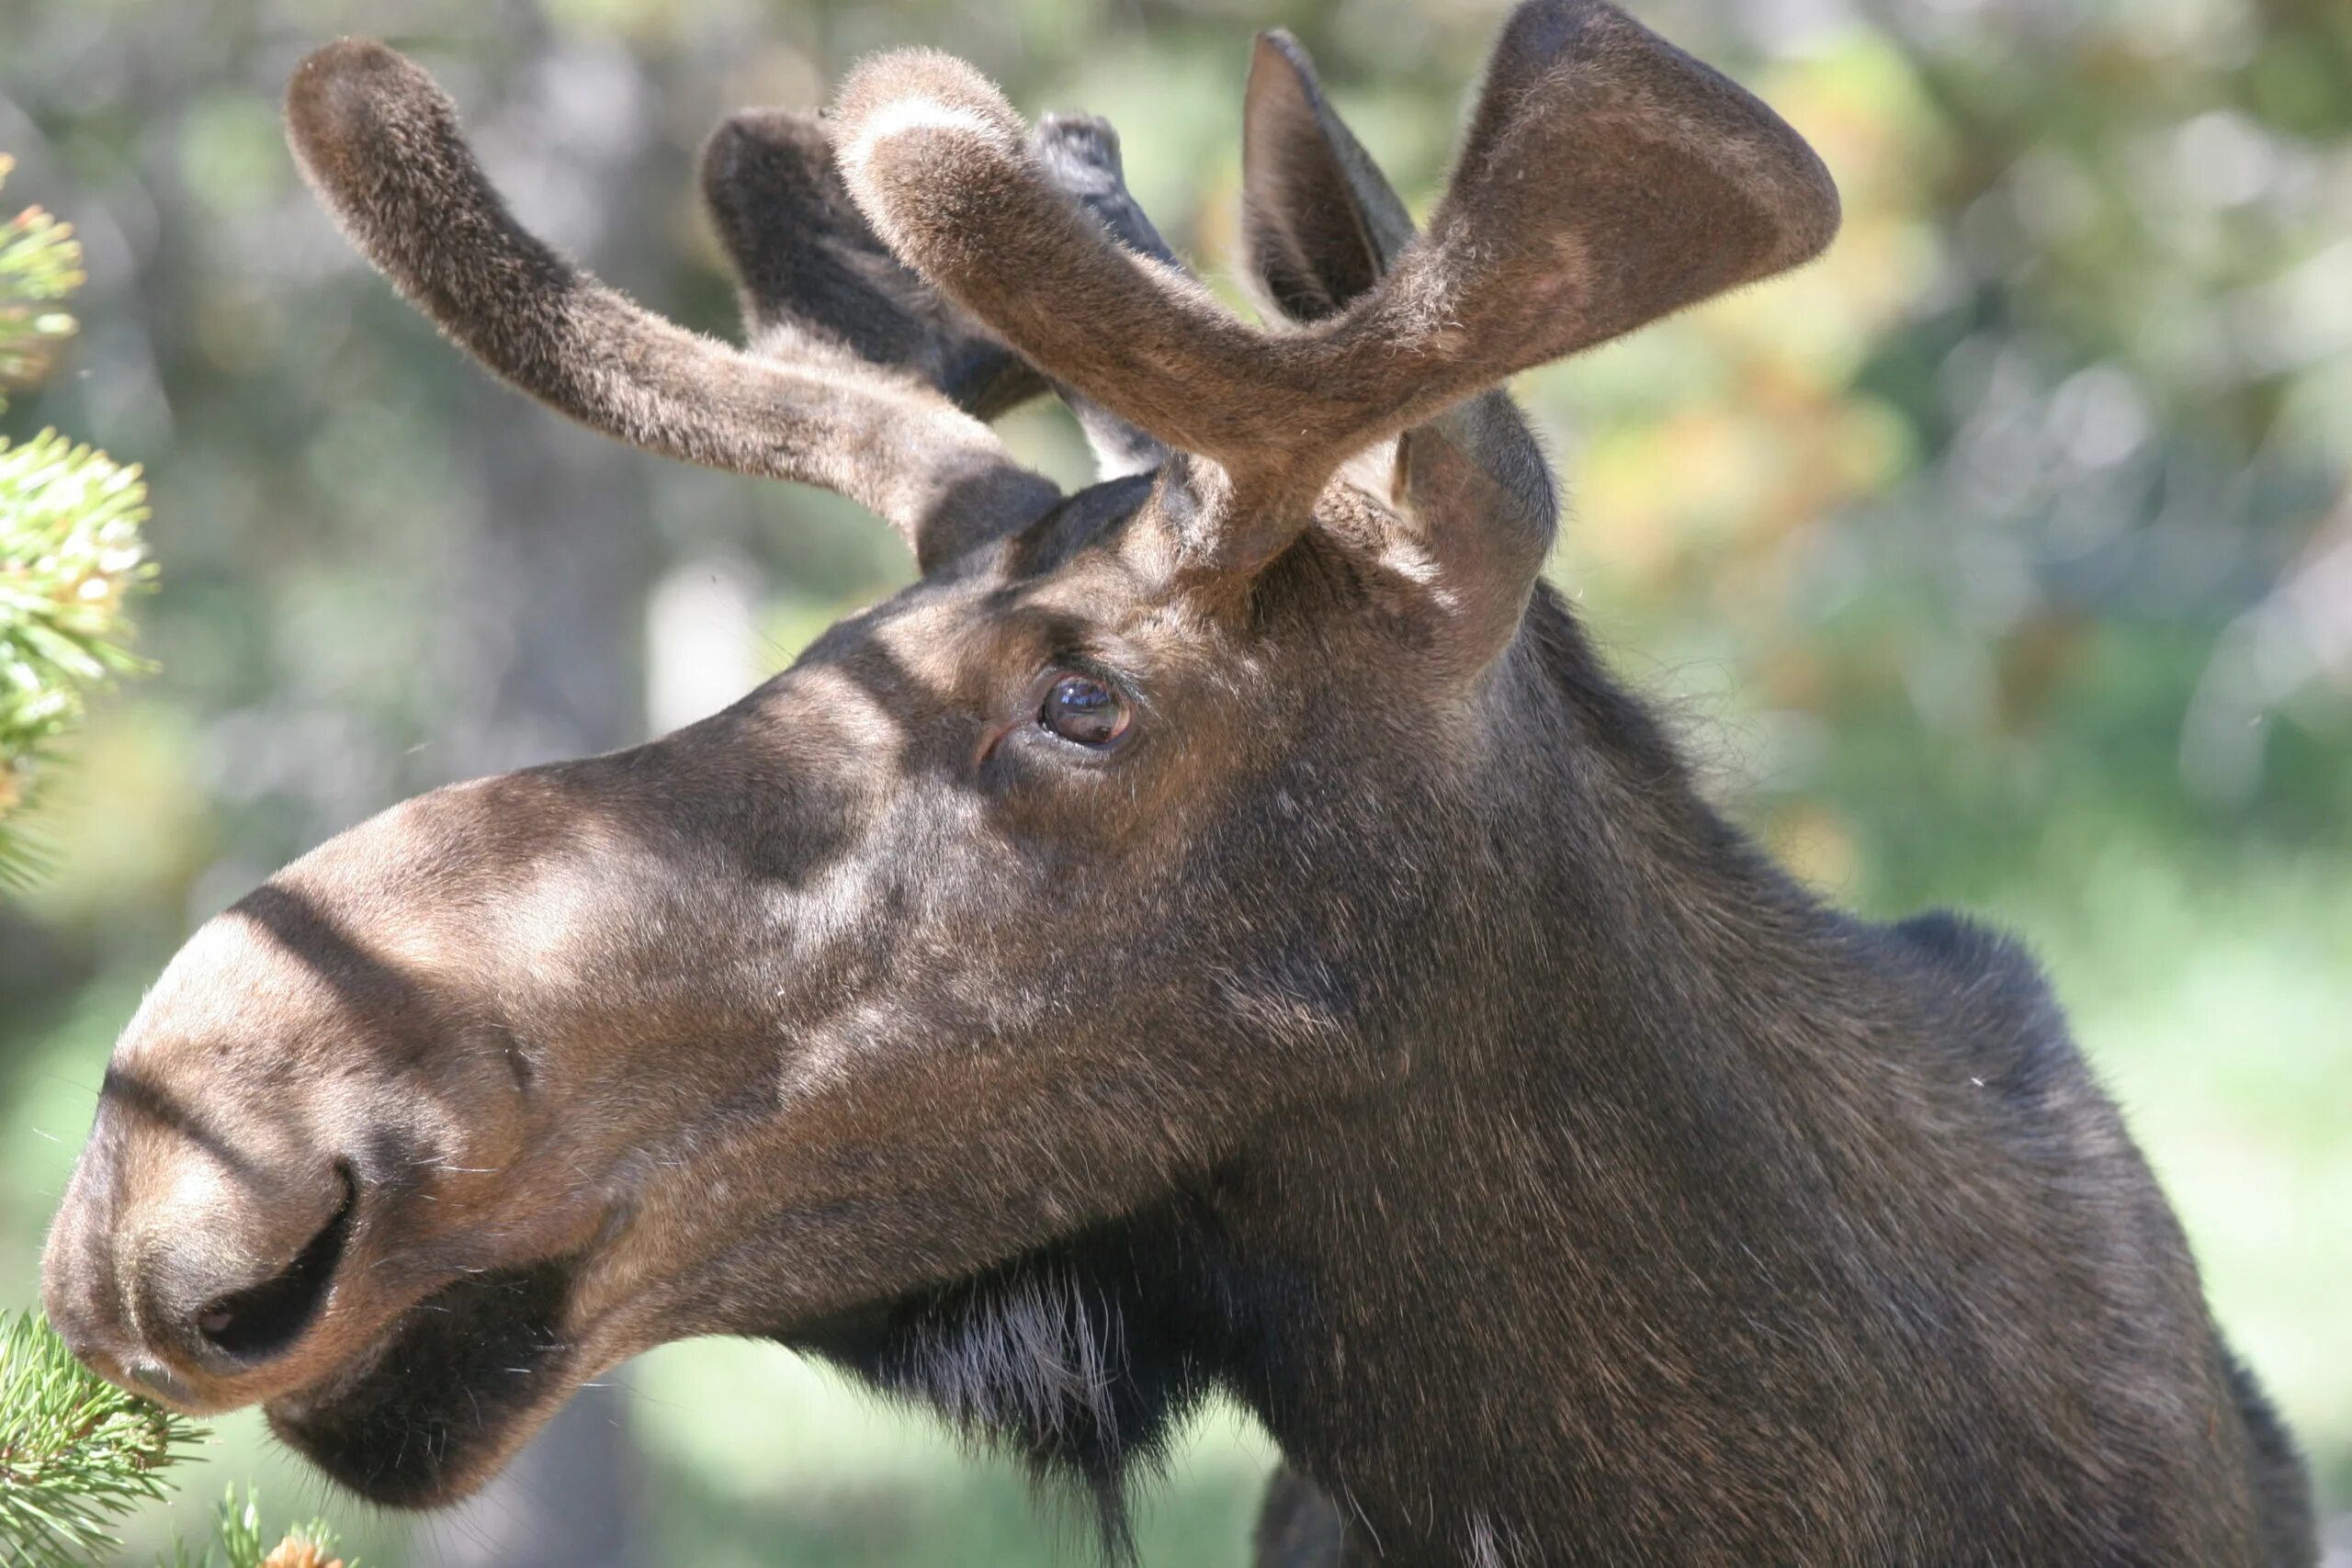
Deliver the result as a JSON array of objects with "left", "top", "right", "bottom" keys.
[{"left": 43, "top": 0, "right": 1845, "bottom": 1540}]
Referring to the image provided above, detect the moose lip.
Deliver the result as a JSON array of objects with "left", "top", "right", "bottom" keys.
[{"left": 264, "top": 1255, "right": 579, "bottom": 1507}]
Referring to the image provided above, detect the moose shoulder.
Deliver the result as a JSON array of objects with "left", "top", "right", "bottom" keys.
[{"left": 41, "top": 2, "right": 2313, "bottom": 1563}]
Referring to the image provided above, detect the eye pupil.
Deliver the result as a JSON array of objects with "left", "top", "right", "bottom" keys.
[{"left": 1041, "top": 673, "right": 1129, "bottom": 747}]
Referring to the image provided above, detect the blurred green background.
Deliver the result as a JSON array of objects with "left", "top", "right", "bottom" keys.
[{"left": 3, "top": 0, "right": 2347, "bottom": 1561}]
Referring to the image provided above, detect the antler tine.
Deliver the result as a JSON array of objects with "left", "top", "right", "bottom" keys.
[
  {"left": 1029, "top": 115, "right": 1181, "bottom": 479},
  {"left": 832, "top": 0, "right": 1838, "bottom": 571},
  {"left": 286, "top": 40, "right": 1060, "bottom": 570},
  {"left": 700, "top": 106, "right": 1046, "bottom": 423},
  {"left": 703, "top": 107, "right": 1174, "bottom": 505},
  {"left": 1419, "top": 0, "right": 1838, "bottom": 360}
]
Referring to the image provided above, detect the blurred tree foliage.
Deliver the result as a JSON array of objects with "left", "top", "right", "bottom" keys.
[{"left": 0, "top": 0, "right": 2346, "bottom": 1562}]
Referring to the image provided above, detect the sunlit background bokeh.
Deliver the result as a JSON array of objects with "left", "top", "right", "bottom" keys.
[{"left": 3, "top": 0, "right": 2346, "bottom": 1561}]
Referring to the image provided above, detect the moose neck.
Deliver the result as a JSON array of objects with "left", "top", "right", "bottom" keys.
[{"left": 1198, "top": 587, "right": 1931, "bottom": 1562}]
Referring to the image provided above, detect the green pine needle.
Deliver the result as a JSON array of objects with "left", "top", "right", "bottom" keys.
[
  {"left": 0, "top": 429, "right": 154, "bottom": 885},
  {"left": 0, "top": 157, "right": 85, "bottom": 406},
  {"left": 153, "top": 1487, "right": 354, "bottom": 1568},
  {"left": 0, "top": 1311, "right": 209, "bottom": 1568},
  {"left": 0, "top": 151, "right": 155, "bottom": 886}
]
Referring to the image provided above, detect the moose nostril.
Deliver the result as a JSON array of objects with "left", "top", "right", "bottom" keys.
[{"left": 196, "top": 1166, "right": 356, "bottom": 1362}]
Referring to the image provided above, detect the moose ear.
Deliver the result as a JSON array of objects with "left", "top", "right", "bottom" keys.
[
  {"left": 1240, "top": 30, "right": 1414, "bottom": 322},
  {"left": 1382, "top": 393, "right": 1556, "bottom": 669},
  {"left": 1246, "top": 31, "right": 1556, "bottom": 660}
]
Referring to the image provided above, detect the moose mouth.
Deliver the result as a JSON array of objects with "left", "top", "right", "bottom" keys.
[{"left": 264, "top": 1255, "right": 579, "bottom": 1506}]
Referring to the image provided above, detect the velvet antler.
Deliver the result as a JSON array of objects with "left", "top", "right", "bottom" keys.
[
  {"left": 701, "top": 99, "right": 1179, "bottom": 515},
  {"left": 831, "top": 0, "right": 1839, "bottom": 571},
  {"left": 286, "top": 40, "right": 1061, "bottom": 571}
]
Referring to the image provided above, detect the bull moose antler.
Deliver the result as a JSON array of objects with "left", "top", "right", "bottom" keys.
[
  {"left": 828, "top": 2, "right": 1836, "bottom": 568},
  {"left": 287, "top": 0, "right": 1834, "bottom": 581}
]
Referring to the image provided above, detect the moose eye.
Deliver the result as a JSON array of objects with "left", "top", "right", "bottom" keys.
[{"left": 1038, "top": 671, "right": 1131, "bottom": 748}]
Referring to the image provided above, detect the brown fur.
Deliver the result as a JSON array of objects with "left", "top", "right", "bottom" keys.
[{"left": 44, "top": 4, "right": 2311, "bottom": 1564}]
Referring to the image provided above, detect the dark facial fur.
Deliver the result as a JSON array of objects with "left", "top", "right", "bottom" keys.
[{"left": 267, "top": 1259, "right": 578, "bottom": 1506}]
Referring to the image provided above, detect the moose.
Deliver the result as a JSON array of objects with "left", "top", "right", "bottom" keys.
[{"left": 40, "top": 2, "right": 2314, "bottom": 1562}]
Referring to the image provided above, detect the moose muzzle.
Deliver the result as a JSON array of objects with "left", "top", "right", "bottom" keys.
[
  {"left": 42, "top": 1076, "right": 356, "bottom": 1412},
  {"left": 39, "top": 770, "right": 629, "bottom": 1422},
  {"left": 38, "top": 880, "right": 476, "bottom": 1416}
]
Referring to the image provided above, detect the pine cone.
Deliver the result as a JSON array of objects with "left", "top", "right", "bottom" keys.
[{"left": 257, "top": 1537, "right": 345, "bottom": 1568}]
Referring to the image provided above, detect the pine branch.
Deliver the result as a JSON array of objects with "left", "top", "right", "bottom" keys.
[
  {"left": 0, "top": 1311, "right": 208, "bottom": 1568},
  {"left": 0, "top": 156, "right": 85, "bottom": 409},
  {"left": 154, "top": 1488, "right": 353, "bottom": 1568},
  {"left": 0, "top": 430, "right": 153, "bottom": 883},
  {"left": 0, "top": 152, "right": 154, "bottom": 886}
]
